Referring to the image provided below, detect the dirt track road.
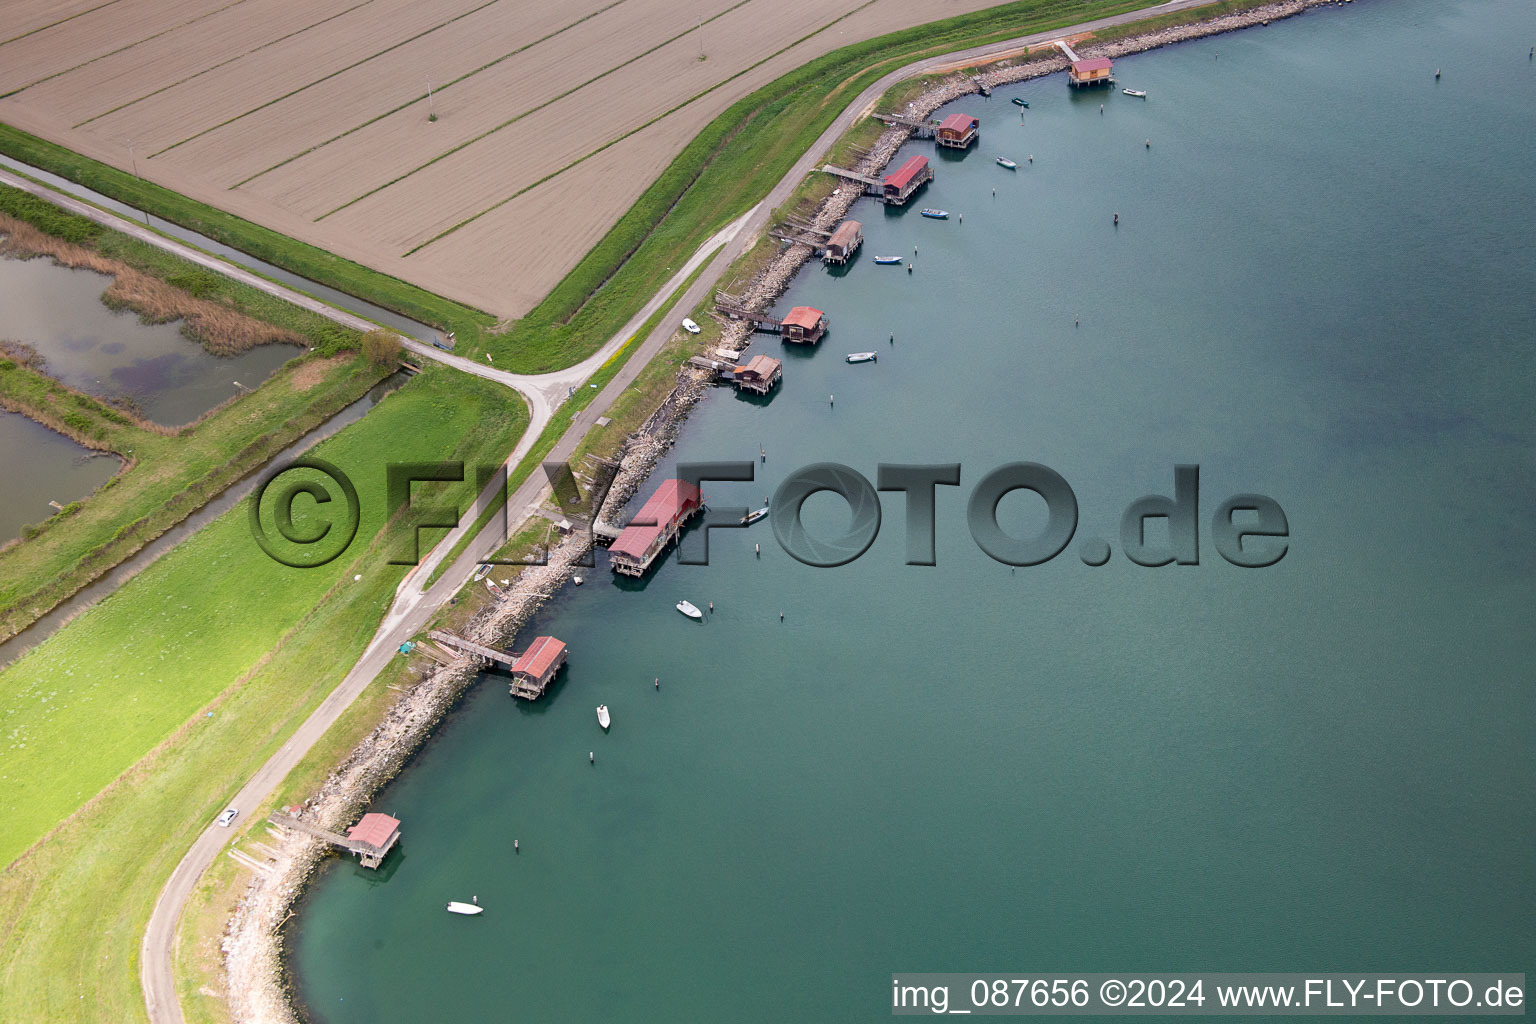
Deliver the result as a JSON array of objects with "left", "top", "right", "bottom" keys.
[{"left": 135, "top": 3, "right": 1219, "bottom": 1020}]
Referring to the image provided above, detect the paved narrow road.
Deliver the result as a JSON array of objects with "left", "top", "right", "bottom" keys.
[{"left": 133, "top": 3, "right": 1222, "bottom": 1020}]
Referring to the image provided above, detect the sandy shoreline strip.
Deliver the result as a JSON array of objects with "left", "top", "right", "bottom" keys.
[{"left": 220, "top": 2, "right": 1331, "bottom": 1020}]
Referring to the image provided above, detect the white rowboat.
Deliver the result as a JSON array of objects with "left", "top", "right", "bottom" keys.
[
  {"left": 446, "top": 902, "right": 483, "bottom": 916},
  {"left": 597, "top": 705, "right": 611, "bottom": 730}
]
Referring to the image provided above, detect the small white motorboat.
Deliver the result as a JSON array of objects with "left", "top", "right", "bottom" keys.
[
  {"left": 446, "top": 902, "right": 483, "bottom": 916},
  {"left": 677, "top": 599, "right": 704, "bottom": 620},
  {"left": 996, "top": 157, "right": 1018, "bottom": 169},
  {"left": 740, "top": 506, "right": 769, "bottom": 525},
  {"left": 596, "top": 705, "right": 611, "bottom": 730},
  {"left": 846, "top": 352, "right": 877, "bottom": 363},
  {"left": 573, "top": 575, "right": 583, "bottom": 585},
  {"left": 1122, "top": 88, "right": 1147, "bottom": 98},
  {"left": 872, "top": 255, "right": 903, "bottom": 265}
]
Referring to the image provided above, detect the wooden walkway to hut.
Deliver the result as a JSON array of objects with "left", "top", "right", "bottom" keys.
[{"left": 270, "top": 811, "right": 401, "bottom": 869}]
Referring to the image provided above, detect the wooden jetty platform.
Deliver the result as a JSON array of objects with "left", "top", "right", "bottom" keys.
[
  {"left": 270, "top": 811, "right": 401, "bottom": 869},
  {"left": 874, "top": 111, "right": 936, "bottom": 138},
  {"left": 714, "top": 300, "right": 827, "bottom": 343},
  {"left": 427, "top": 629, "right": 568, "bottom": 699},
  {"left": 729, "top": 354, "right": 782, "bottom": 395},
  {"left": 881, "top": 155, "right": 933, "bottom": 207},
  {"left": 936, "top": 113, "right": 979, "bottom": 149},
  {"left": 609, "top": 479, "right": 702, "bottom": 576},
  {"left": 688, "top": 353, "right": 783, "bottom": 395},
  {"left": 1054, "top": 40, "right": 1113, "bottom": 87},
  {"left": 823, "top": 220, "right": 862, "bottom": 264},
  {"left": 819, "top": 164, "right": 883, "bottom": 197}
]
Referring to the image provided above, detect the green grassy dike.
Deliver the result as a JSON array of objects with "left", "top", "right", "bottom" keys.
[
  {"left": 0, "top": 367, "right": 526, "bottom": 1022},
  {"left": 0, "top": 183, "right": 388, "bottom": 641},
  {"left": 2, "top": 0, "right": 1159, "bottom": 375}
]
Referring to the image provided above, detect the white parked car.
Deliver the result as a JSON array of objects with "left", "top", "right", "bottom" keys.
[
  {"left": 216, "top": 807, "right": 239, "bottom": 827},
  {"left": 681, "top": 317, "right": 700, "bottom": 334}
]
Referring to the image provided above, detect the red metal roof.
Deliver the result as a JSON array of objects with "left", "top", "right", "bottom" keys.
[
  {"left": 1072, "top": 57, "right": 1114, "bottom": 72},
  {"left": 781, "top": 306, "right": 823, "bottom": 330},
  {"left": 883, "top": 155, "right": 929, "bottom": 191},
  {"left": 610, "top": 479, "right": 701, "bottom": 560},
  {"left": 938, "top": 113, "right": 977, "bottom": 133},
  {"left": 346, "top": 813, "right": 399, "bottom": 850},
  {"left": 512, "top": 635, "right": 566, "bottom": 678}
]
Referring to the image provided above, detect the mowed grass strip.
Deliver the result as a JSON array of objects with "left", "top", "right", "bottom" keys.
[
  {"left": 0, "top": 510, "right": 456, "bottom": 1023},
  {"left": 0, "top": 365, "right": 528, "bottom": 868}
]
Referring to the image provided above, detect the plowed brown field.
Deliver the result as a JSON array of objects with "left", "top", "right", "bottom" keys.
[{"left": 0, "top": 0, "right": 1006, "bottom": 316}]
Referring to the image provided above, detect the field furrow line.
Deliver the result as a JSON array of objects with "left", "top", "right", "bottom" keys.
[
  {"left": 0, "top": 0, "right": 124, "bottom": 50},
  {"left": 231, "top": 0, "right": 632, "bottom": 190},
  {"left": 147, "top": 0, "right": 502, "bottom": 159},
  {"left": 72, "top": 0, "right": 382, "bottom": 129},
  {"left": 404, "top": 0, "right": 880, "bottom": 255},
  {"left": 2, "top": 0, "right": 260, "bottom": 99},
  {"left": 314, "top": 0, "right": 760, "bottom": 222}
]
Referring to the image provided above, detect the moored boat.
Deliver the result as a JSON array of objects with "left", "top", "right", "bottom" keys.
[
  {"left": 677, "top": 599, "right": 703, "bottom": 620},
  {"left": 1011, "top": 97, "right": 1029, "bottom": 107},
  {"left": 596, "top": 705, "right": 611, "bottom": 730},
  {"left": 872, "top": 256, "right": 903, "bottom": 265},
  {"left": 1123, "top": 88, "right": 1147, "bottom": 97},
  {"left": 740, "top": 506, "right": 769, "bottom": 525},
  {"left": 996, "top": 157, "right": 1018, "bottom": 169},
  {"left": 920, "top": 208, "right": 949, "bottom": 219},
  {"left": 446, "top": 902, "right": 483, "bottom": 916},
  {"left": 846, "top": 352, "right": 877, "bottom": 363}
]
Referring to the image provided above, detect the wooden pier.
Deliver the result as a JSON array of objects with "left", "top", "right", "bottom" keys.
[
  {"left": 270, "top": 811, "right": 401, "bottom": 869},
  {"left": 873, "top": 112, "right": 936, "bottom": 138},
  {"left": 1055, "top": 40, "right": 1113, "bottom": 87},
  {"left": 823, "top": 220, "right": 862, "bottom": 264},
  {"left": 427, "top": 629, "right": 568, "bottom": 698},
  {"left": 819, "top": 165, "right": 883, "bottom": 197},
  {"left": 428, "top": 629, "right": 515, "bottom": 668},
  {"left": 936, "top": 113, "right": 979, "bottom": 149},
  {"left": 729, "top": 354, "right": 783, "bottom": 395},
  {"left": 712, "top": 302, "right": 826, "bottom": 344},
  {"left": 609, "top": 479, "right": 703, "bottom": 576}
]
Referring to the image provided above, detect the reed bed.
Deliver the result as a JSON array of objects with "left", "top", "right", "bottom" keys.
[{"left": 0, "top": 212, "right": 304, "bottom": 355}]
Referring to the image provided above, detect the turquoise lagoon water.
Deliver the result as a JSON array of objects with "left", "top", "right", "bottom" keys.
[{"left": 289, "top": 2, "right": 1535, "bottom": 1020}]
